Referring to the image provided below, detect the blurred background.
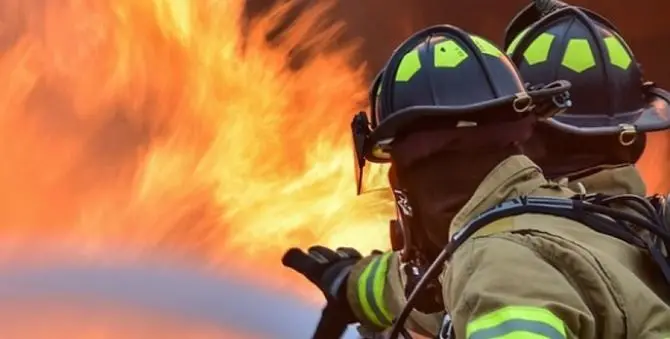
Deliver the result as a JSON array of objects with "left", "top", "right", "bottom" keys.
[
  {"left": 246, "top": 0, "right": 670, "bottom": 84},
  {"left": 0, "top": 0, "right": 667, "bottom": 337}
]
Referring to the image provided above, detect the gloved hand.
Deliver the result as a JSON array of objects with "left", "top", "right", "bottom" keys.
[{"left": 282, "top": 245, "right": 365, "bottom": 323}]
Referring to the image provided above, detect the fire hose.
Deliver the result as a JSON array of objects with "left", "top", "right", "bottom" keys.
[
  {"left": 311, "top": 304, "right": 349, "bottom": 339},
  {"left": 312, "top": 304, "right": 413, "bottom": 339}
]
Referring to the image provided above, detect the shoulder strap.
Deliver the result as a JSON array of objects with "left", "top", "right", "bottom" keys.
[
  {"left": 647, "top": 194, "right": 670, "bottom": 226},
  {"left": 450, "top": 196, "right": 579, "bottom": 250},
  {"left": 444, "top": 194, "right": 670, "bottom": 285},
  {"left": 646, "top": 194, "right": 670, "bottom": 255}
]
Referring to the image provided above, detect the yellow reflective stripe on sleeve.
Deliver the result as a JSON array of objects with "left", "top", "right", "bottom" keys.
[
  {"left": 356, "top": 257, "right": 378, "bottom": 325},
  {"left": 356, "top": 252, "right": 393, "bottom": 327},
  {"left": 466, "top": 306, "right": 566, "bottom": 339},
  {"left": 372, "top": 252, "right": 393, "bottom": 323}
]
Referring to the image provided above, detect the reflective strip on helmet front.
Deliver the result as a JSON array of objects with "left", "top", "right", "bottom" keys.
[
  {"left": 396, "top": 34, "right": 505, "bottom": 81},
  {"left": 433, "top": 40, "right": 467, "bottom": 68},
  {"left": 466, "top": 306, "right": 566, "bottom": 339},
  {"left": 433, "top": 36, "right": 503, "bottom": 70},
  {"left": 356, "top": 252, "right": 393, "bottom": 327}
]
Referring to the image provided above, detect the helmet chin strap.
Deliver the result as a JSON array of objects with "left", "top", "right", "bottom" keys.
[
  {"left": 391, "top": 188, "right": 416, "bottom": 262},
  {"left": 389, "top": 183, "right": 445, "bottom": 314}
]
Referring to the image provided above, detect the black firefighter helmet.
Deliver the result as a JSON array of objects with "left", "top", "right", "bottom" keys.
[
  {"left": 351, "top": 24, "right": 572, "bottom": 194},
  {"left": 504, "top": 2, "right": 670, "bottom": 139}
]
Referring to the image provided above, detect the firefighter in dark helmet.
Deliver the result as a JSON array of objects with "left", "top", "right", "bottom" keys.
[
  {"left": 282, "top": 23, "right": 670, "bottom": 339},
  {"left": 504, "top": 0, "right": 670, "bottom": 198}
]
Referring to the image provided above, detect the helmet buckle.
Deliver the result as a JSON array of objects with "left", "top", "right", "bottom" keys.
[
  {"left": 618, "top": 124, "right": 637, "bottom": 146},
  {"left": 513, "top": 92, "right": 535, "bottom": 113},
  {"left": 552, "top": 92, "right": 571, "bottom": 110}
]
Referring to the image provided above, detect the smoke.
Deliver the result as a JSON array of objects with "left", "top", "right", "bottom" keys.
[{"left": 0, "top": 260, "right": 361, "bottom": 338}]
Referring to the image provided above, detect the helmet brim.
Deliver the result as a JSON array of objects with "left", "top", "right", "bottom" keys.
[
  {"left": 364, "top": 99, "right": 514, "bottom": 163},
  {"left": 364, "top": 81, "right": 572, "bottom": 163},
  {"left": 543, "top": 89, "right": 670, "bottom": 135}
]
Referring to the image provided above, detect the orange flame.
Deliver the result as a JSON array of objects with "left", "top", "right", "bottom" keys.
[
  {"left": 0, "top": 0, "right": 391, "bottom": 275},
  {"left": 638, "top": 132, "right": 670, "bottom": 194},
  {"left": 0, "top": 0, "right": 668, "bottom": 336}
]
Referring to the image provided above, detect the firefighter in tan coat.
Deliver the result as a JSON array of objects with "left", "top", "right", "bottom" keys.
[
  {"left": 498, "top": 3, "right": 670, "bottom": 331},
  {"left": 381, "top": 4, "right": 670, "bottom": 336},
  {"left": 503, "top": 1, "right": 670, "bottom": 201},
  {"left": 375, "top": 4, "right": 670, "bottom": 334},
  {"left": 342, "top": 25, "right": 573, "bottom": 337},
  {"left": 282, "top": 22, "right": 670, "bottom": 339}
]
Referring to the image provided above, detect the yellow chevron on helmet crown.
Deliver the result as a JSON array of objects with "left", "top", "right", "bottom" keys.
[
  {"left": 523, "top": 33, "right": 555, "bottom": 65},
  {"left": 508, "top": 31, "right": 633, "bottom": 72},
  {"left": 603, "top": 36, "right": 632, "bottom": 69},
  {"left": 561, "top": 38, "right": 596, "bottom": 72},
  {"left": 393, "top": 35, "right": 504, "bottom": 83}
]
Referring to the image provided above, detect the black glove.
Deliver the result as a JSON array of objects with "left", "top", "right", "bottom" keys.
[{"left": 282, "top": 245, "right": 364, "bottom": 323}]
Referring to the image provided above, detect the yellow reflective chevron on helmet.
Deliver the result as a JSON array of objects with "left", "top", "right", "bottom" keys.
[
  {"left": 561, "top": 38, "right": 596, "bottom": 72},
  {"left": 514, "top": 28, "right": 633, "bottom": 71},
  {"left": 523, "top": 33, "right": 555, "bottom": 65},
  {"left": 471, "top": 36, "right": 502, "bottom": 57},
  {"left": 466, "top": 305, "right": 566, "bottom": 339},
  {"left": 393, "top": 35, "right": 505, "bottom": 82},
  {"left": 395, "top": 49, "right": 421, "bottom": 82},
  {"left": 603, "top": 36, "right": 632, "bottom": 69},
  {"left": 434, "top": 40, "right": 467, "bottom": 67}
]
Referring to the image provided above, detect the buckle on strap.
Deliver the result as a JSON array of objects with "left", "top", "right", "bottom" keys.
[{"left": 437, "top": 314, "right": 454, "bottom": 339}]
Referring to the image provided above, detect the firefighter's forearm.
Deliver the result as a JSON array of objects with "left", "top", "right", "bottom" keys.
[
  {"left": 346, "top": 251, "right": 442, "bottom": 336},
  {"left": 346, "top": 252, "right": 394, "bottom": 331}
]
